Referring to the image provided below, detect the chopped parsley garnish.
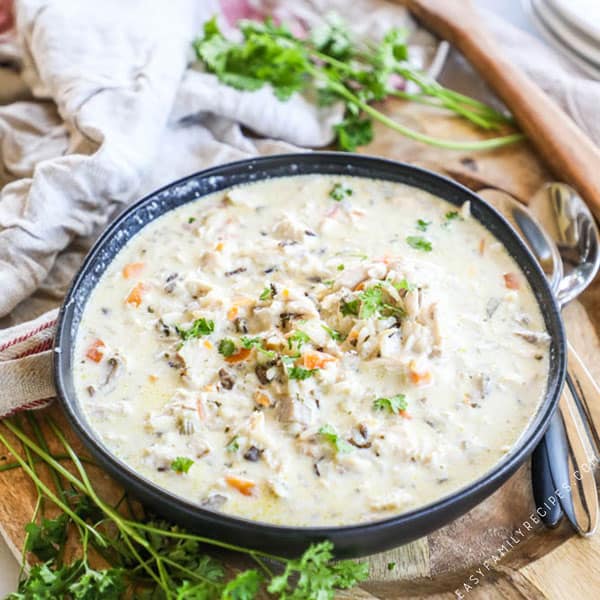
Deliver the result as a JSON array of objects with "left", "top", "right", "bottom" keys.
[
  {"left": 393, "top": 278, "right": 416, "bottom": 292},
  {"left": 340, "top": 298, "right": 360, "bottom": 317},
  {"left": 240, "top": 336, "right": 277, "bottom": 359},
  {"left": 443, "top": 210, "right": 463, "bottom": 228},
  {"left": 225, "top": 437, "right": 240, "bottom": 453},
  {"left": 187, "top": 217, "right": 196, "bottom": 224},
  {"left": 323, "top": 279, "right": 335, "bottom": 286},
  {"left": 406, "top": 235, "right": 432, "bottom": 252},
  {"left": 358, "top": 285, "right": 384, "bottom": 319},
  {"left": 416, "top": 219, "right": 430, "bottom": 231},
  {"left": 259, "top": 286, "right": 273, "bottom": 301},
  {"left": 337, "top": 264, "right": 345, "bottom": 271},
  {"left": 373, "top": 394, "right": 408, "bottom": 414},
  {"left": 387, "top": 562, "right": 396, "bottom": 571},
  {"left": 176, "top": 318, "right": 214, "bottom": 340},
  {"left": 318, "top": 425, "right": 353, "bottom": 454},
  {"left": 288, "top": 366, "right": 317, "bottom": 380},
  {"left": 322, "top": 324, "right": 346, "bottom": 342},
  {"left": 240, "top": 336, "right": 261, "bottom": 349},
  {"left": 329, "top": 182, "right": 353, "bottom": 202},
  {"left": 171, "top": 456, "right": 194, "bottom": 474},
  {"left": 218, "top": 338, "right": 236, "bottom": 357},
  {"left": 288, "top": 330, "right": 311, "bottom": 350},
  {"left": 280, "top": 355, "right": 316, "bottom": 380}
]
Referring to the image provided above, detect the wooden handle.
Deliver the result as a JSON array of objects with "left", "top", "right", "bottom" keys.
[{"left": 404, "top": 0, "right": 600, "bottom": 220}]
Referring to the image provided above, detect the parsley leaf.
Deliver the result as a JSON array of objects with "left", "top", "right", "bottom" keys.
[
  {"left": 318, "top": 425, "right": 353, "bottom": 454},
  {"left": 288, "top": 366, "right": 317, "bottom": 380},
  {"left": 171, "top": 456, "right": 194, "bottom": 474},
  {"left": 393, "top": 278, "right": 416, "bottom": 292},
  {"left": 358, "top": 285, "right": 384, "bottom": 319},
  {"left": 416, "top": 218, "right": 431, "bottom": 232},
  {"left": 193, "top": 17, "right": 309, "bottom": 101},
  {"left": 329, "top": 182, "right": 353, "bottom": 202},
  {"left": 221, "top": 569, "right": 263, "bottom": 599},
  {"left": 259, "top": 286, "right": 273, "bottom": 301},
  {"left": 24, "top": 514, "right": 69, "bottom": 562},
  {"left": 443, "top": 210, "right": 463, "bottom": 227},
  {"left": 268, "top": 540, "right": 369, "bottom": 598},
  {"left": 68, "top": 567, "right": 126, "bottom": 600},
  {"left": 406, "top": 235, "right": 432, "bottom": 252},
  {"left": 288, "top": 330, "right": 311, "bottom": 350},
  {"left": 322, "top": 325, "right": 346, "bottom": 342},
  {"left": 176, "top": 318, "right": 214, "bottom": 340},
  {"left": 218, "top": 338, "right": 237, "bottom": 357},
  {"left": 373, "top": 394, "right": 408, "bottom": 414},
  {"left": 187, "top": 217, "right": 196, "bottom": 224},
  {"left": 334, "top": 115, "right": 373, "bottom": 152},
  {"left": 340, "top": 298, "right": 360, "bottom": 317},
  {"left": 225, "top": 437, "right": 240, "bottom": 453},
  {"left": 240, "top": 336, "right": 261, "bottom": 349},
  {"left": 240, "top": 336, "right": 277, "bottom": 359}
]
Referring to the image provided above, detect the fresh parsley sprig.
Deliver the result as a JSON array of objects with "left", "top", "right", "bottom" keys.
[{"left": 193, "top": 15, "right": 524, "bottom": 152}]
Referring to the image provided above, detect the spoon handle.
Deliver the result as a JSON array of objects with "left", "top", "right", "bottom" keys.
[
  {"left": 567, "top": 342, "right": 600, "bottom": 456},
  {"left": 560, "top": 378, "right": 599, "bottom": 535},
  {"left": 533, "top": 375, "right": 599, "bottom": 535},
  {"left": 403, "top": 0, "right": 600, "bottom": 220},
  {"left": 531, "top": 423, "right": 564, "bottom": 528}
]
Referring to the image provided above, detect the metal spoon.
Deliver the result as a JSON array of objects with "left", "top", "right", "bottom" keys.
[
  {"left": 529, "top": 183, "right": 600, "bottom": 453},
  {"left": 481, "top": 188, "right": 599, "bottom": 535}
]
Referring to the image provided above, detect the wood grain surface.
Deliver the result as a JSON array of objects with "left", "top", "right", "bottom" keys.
[{"left": 1, "top": 99, "right": 599, "bottom": 598}]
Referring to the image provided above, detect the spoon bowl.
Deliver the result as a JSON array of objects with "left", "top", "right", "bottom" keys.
[{"left": 529, "top": 183, "right": 600, "bottom": 305}]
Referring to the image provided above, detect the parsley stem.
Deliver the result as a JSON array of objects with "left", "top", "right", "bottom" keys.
[
  {"left": 128, "top": 521, "right": 286, "bottom": 563},
  {"left": 320, "top": 72, "right": 525, "bottom": 151},
  {"left": 0, "top": 429, "right": 105, "bottom": 546}
]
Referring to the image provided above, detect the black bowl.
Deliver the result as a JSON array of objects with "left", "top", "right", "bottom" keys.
[{"left": 54, "top": 153, "right": 566, "bottom": 558}]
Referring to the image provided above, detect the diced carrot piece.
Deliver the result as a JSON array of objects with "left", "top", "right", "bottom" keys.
[
  {"left": 353, "top": 281, "right": 366, "bottom": 292},
  {"left": 478, "top": 238, "right": 486, "bottom": 256},
  {"left": 226, "top": 475, "right": 256, "bottom": 496},
  {"left": 204, "top": 340, "right": 213, "bottom": 350},
  {"left": 225, "top": 348, "right": 251, "bottom": 363},
  {"left": 122, "top": 262, "right": 145, "bottom": 279},
  {"left": 227, "top": 306, "right": 238, "bottom": 321},
  {"left": 503, "top": 272, "right": 520, "bottom": 290},
  {"left": 409, "top": 361, "right": 431, "bottom": 385},
  {"left": 254, "top": 391, "right": 271, "bottom": 407},
  {"left": 126, "top": 282, "right": 145, "bottom": 307},
  {"left": 215, "top": 242, "right": 224, "bottom": 252},
  {"left": 302, "top": 352, "right": 336, "bottom": 370},
  {"left": 400, "top": 410, "right": 412, "bottom": 419},
  {"left": 85, "top": 339, "right": 105, "bottom": 363},
  {"left": 148, "top": 374, "right": 158, "bottom": 383}
]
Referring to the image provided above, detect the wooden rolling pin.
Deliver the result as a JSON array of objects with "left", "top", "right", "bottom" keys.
[{"left": 402, "top": 0, "right": 600, "bottom": 220}]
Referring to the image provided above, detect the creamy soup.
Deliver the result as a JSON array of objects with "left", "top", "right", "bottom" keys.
[{"left": 74, "top": 175, "right": 550, "bottom": 526}]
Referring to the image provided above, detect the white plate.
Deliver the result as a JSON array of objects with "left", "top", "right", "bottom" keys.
[
  {"left": 523, "top": 0, "right": 600, "bottom": 79},
  {"left": 547, "top": 0, "right": 600, "bottom": 42},
  {"left": 532, "top": 0, "right": 600, "bottom": 66}
]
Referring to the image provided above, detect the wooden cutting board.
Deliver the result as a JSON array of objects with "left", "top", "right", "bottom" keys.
[{"left": 1, "top": 99, "right": 600, "bottom": 598}]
